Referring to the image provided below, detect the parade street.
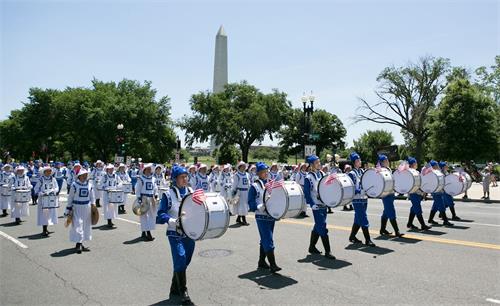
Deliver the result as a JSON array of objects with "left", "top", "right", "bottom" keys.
[{"left": 1, "top": 189, "right": 499, "bottom": 306}]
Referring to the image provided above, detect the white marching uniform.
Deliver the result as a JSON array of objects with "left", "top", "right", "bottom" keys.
[
  {"left": 269, "top": 170, "right": 283, "bottom": 181},
  {"left": 100, "top": 173, "right": 122, "bottom": 220},
  {"left": 194, "top": 173, "right": 210, "bottom": 192},
  {"left": 219, "top": 172, "right": 232, "bottom": 202},
  {"left": 295, "top": 171, "right": 308, "bottom": 213},
  {"left": 66, "top": 181, "right": 95, "bottom": 243},
  {"left": 188, "top": 173, "right": 196, "bottom": 188},
  {"left": 90, "top": 167, "right": 105, "bottom": 200},
  {"left": 167, "top": 186, "right": 194, "bottom": 232},
  {"left": 35, "top": 176, "right": 59, "bottom": 226},
  {"left": 209, "top": 171, "right": 220, "bottom": 192},
  {"left": 135, "top": 175, "right": 158, "bottom": 231},
  {"left": 1, "top": 171, "right": 14, "bottom": 210},
  {"left": 231, "top": 171, "right": 250, "bottom": 216},
  {"left": 154, "top": 173, "right": 168, "bottom": 193},
  {"left": 11, "top": 174, "right": 31, "bottom": 218},
  {"left": 117, "top": 171, "right": 131, "bottom": 183}
]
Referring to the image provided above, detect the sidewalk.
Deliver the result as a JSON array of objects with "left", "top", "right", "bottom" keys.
[{"left": 452, "top": 182, "right": 500, "bottom": 203}]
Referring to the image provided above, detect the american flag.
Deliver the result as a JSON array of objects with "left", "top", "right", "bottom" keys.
[
  {"left": 324, "top": 173, "right": 337, "bottom": 185},
  {"left": 458, "top": 174, "right": 465, "bottom": 182},
  {"left": 192, "top": 189, "right": 206, "bottom": 205},
  {"left": 375, "top": 162, "right": 382, "bottom": 173},
  {"left": 422, "top": 165, "right": 433, "bottom": 176},
  {"left": 398, "top": 162, "right": 409, "bottom": 172},
  {"left": 265, "top": 179, "right": 284, "bottom": 194}
]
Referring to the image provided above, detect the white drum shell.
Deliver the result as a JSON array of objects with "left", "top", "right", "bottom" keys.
[
  {"left": 444, "top": 173, "right": 467, "bottom": 196},
  {"left": 361, "top": 168, "right": 394, "bottom": 198},
  {"left": 264, "top": 181, "right": 304, "bottom": 220},
  {"left": 15, "top": 190, "right": 31, "bottom": 202},
  {"left": 108, "top": 190, "right": 125, "bottom": 203},
  {"left": 179, "top": 193, "right": 230, "bottom": 241},
  {"left": 317, "top": 174, "right": 355, "bottom": 208},
  {"left": 121, "top": 182, "right": 133, "bottom": 193},
  {"left": 420, "top": 170, "right": 444, "bottom": 193},
  {"left": 1, "top": 185, "right": 12, "bottom": 196},
  {"left": 393, "top": 168, "right": 421, "bottom": 194},
  {"left": 41, "top": 194, "right": 58, "bottom": 208}
]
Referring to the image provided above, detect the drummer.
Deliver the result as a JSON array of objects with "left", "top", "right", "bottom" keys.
[
  {"left": 247, "top": 162, "right": 282, "bottom": 272},
  {"left": 1, "top": 164, "right": 14, "bottom": 217},
  {"left": 294, "top": 163, "right": 309, "bottom": 218},
  {"left": 101, "top": 164, "right": 122, "bottom": 228},
  {"left": 35, "top": 166, "right": 59, "bottom": 236},
  {"left": 427, "top": 160, "right": 454, "bottom": 226},
  {"left": 406, "top": 157, "right": 432, "bottom": 231},
  {"left": 194, "top": 164, "right": 210, "bottom": 192},
  {"left": 208, "top": 165, "right": 220, "bottom": 192},
  {"left": 304, "top": 155, "right": 336, "bottom": 259},
  {"left": 135, "top": 163, "right": 158, "bottom": 241},
  {"left": 347, "top": 152, "right": 376, "bottom": 247},
  {"left": 154, "top": 164, "right": 168, "bottom": 194},
  {"left": 378, "top": 154, "right": 404, "bottom": 237},
  {"left": 231, "top": 161, "right": 251, "bottom": 226},
  {"left": 116, "top": 163, "right": 131, "bottom": 214},
  {"left": 439, "top": 161, "right": 461, "bottom": 221},
  {"left": 12, "top": 165, "right": 31, "bottom": 224},
  {"left": 65, "top": 168, "right": 95, "bottom": 254},
  {"left": 156, "top": 166, "right": 194, "bottom": 305}
]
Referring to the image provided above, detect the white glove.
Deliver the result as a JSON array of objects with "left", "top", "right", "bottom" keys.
[
  {"left": 257, "top": 204, "right": 265, "bottom": 212},
  {"left": 168, "top": 218, "right": 178, "bottom": 227},
  {"left": 312, "top": 204, "right": 319, "bottom": 210}
]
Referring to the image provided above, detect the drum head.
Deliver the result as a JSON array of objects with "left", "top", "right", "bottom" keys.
[
  {"left": 264, "top": 186, "right": 287, "bottom": 220},
  {"left": 393, "top": 170, "right": 414, "bottom": 194},
  {"left": 179, "top": 194, "right": 208, "bottom": 240},
  {"left": 361, "top": 169, "right": 385, "bottom": 198},
  {"left": 421, "top": 170, "right": 443, "bottom": 193},
  {"left": 444, "top": 173, "right": 465, "bottom": 196},
  {"left": 318, "top": 176, "right": 342, "bottom": 207}
]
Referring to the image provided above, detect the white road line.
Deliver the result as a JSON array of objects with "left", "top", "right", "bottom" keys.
[
  {"left": 0, "top": 230, "right": 28, "bottom": 249},
  {"left": 115, "top": 217, "right": 140, "bottom": 225},
  {"left": 486, "top": 298, "right": 500, "bottom": 304}
]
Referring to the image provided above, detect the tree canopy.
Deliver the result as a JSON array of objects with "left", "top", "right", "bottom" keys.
[{"left": 353, "top": 130, "right": 394, "bottom": 164}]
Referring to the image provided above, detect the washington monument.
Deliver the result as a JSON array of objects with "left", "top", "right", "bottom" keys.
[{"left": 210, "top": 25, "right": 228, "bottom": 151}]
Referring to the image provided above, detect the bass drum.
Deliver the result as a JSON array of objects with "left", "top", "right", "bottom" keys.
[
  {"left": 420, "top": 169, "right": 444, "bottom": 193},
  {"left": 179, "top": 192, "right": 230, "bottom": 241},
  {"left": 361, "top": 168, "right": 394, "bottom": 198},
  {"left": 263, "top": 181, "right": 304, "bottom": 220},
  {"left": 317, "top": 173, "right": 354, "bottom": 208},
  {"left": 393, "top": 168, "right": 421, "bottom": 194},
  {"left": 444, "top": 172, "right": 467, "bottom": 196}
]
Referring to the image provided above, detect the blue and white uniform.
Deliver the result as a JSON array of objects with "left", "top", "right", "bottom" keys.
[
  {"left": 304, "top": 169, "right": 328, "bottom": 236},
  {"left": 348, "top": 167, "right": 369, "bottom": 227},
  {"left": 100, "top": 170, "right": 122, "bottom": 220},
  {"left": 53, "top": 163, "right": 65, "bottom": 195},
  {"left": 194, "top": 172, "right": 209, "bottom": 192},
  {"left": 129, "top": 167, "right": 140, "bottom": 193},
  {"left": 35, "top": 171, "right": 59, "bottom": 226},
  {"left": 66, "top": 174, "right": 95, "bottom": 243},
  {"left": 135, "top": 169, "right": 158, "bottom": 231},
  {"left": 219, "top": 167, "right": 232, "bottom": 203},
  {"left": 248, "top": 178, "right": 275, "bottom": 252},
  {"left": 208, "top": 168, "right": 220, "bottom": 192},
  {"left": 11, "top": 168, "right": 31, "bottom": 219},
  {"left": 231, "top": 170, "right": 250, "bottom": 216},
  {"left": 90, "top": 164, "right": 105, "bottom": 201},
  {"left": 1, "top": 166, "right": 15, "bottom": 211}
]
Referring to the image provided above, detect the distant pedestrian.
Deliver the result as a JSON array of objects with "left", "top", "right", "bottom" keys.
[{"left": 482, "top": 167, "right": 491, "bottom": 200}]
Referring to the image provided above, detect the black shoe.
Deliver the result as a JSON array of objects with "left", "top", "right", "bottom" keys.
[
  {"left": 146, "top": 231, "right": 155, "bottom": 241},
  {"left": 443, "top": 221, "right": 454, "bottom": 226},
  {"left": 451, "top": 216, "right": 461, "bottom": 221},
  {"left": 308, "top": 231, "right": 322, "bottom": 254},
  {"left": 407, "top": 223, "right": 419, "bottom": 230},
  {"left": 15, "top": 218, "right": 21, "bottom": 225},
  {"left": 389, "top": 219, "right": 404, "bottom": 237},
  {"left": 1, "top": 209, "right": 8, "bottom": 217},
  {"left": 241, "top": 216, "right": 249, "bottom": 226},
  {"left": 258, "top": 245, "right": 270, "bottom": 269},
  {"left": 75, "top": 243, "right": 82, "bottom": 254},
  {"left": 416, "top": 215, "right": 431, "bottom": 230},
  {"left": 320, "top": 234, "right": 336, "bottom": 260},
  {"left": 349, "top": 224, "right": 362, "bottom": 243},
  {"left": 266, "top": 250, "right": 282, "bottom": 273},
  {"left": 342, "top": 206, "right": 349, "bottom": 211},
  {"left": 180, "top": 271, "right": 193, "bottom": 305},
  {"left": 81, "top": 245, "right": 90, "bottom": 252},
  {"left": 428, "top": 210, "right": 438, "bottom": 224},
  {"left": 362, "top": 226, "right": 376, "bottom": 247},
  {"left": 327, "top": 208, "right": 333, "bottom": 214},
  {"left": 236, "top": 216, "right": 241, "bottom": 224},
  {"left": 141, "top": 231, "right": 147, "bottom": 240},
  {"left": 380, "top": 217, "right": 392, "bottom": 235}
]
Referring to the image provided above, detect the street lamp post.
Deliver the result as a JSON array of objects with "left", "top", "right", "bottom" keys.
[
  {"left": 116, "top": 124, "right": 125, "bottom": 163},
  {"left": 302, "top": 92, "right": 315, "bottom": 158}
]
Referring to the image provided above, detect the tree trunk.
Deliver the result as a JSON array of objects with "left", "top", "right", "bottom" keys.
[
  {"left": 415, "top": 136, "right": 423, "bottom": 163},
  {"left": 241, "top": 145, "right": 250, "bottom": 163}
]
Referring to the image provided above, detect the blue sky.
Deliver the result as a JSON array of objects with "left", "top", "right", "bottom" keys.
[{"left": 1, "top": 0, "right": 498, "bottom": 146}]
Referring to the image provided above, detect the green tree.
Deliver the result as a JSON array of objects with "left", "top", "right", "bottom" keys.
[
  {"left": 216, "top": 144, "right": 240, "bottom": 165},
  {"left": 278, "top": 108, "right": 346, "bottom": 158},
  {"left": 475, "top": 55, "right": 500, "bottom": 103},
  {"left": 250, "top": 147, "right": 279, "bottom": 161},
  {"left": 355, "top": 56, "right": 450, "bottom": 162},
  {"left": 429, "top": 78, "right": 499, "bottom": 161},
  {"left": 179, "top": 81, "right": 291, "bottom": 162},
  {"left": 353, "top": 130, "right": 394, "bottom": 164}
]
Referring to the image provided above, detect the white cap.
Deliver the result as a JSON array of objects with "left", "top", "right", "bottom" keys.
[{"left": 77, "top": 168, "right": 89, "bottom": 177}]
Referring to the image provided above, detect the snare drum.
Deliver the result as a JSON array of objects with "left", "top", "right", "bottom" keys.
[
  {"left": 179, "top": 192, "right": 229, "bottom": 241},
  {"left": 361, "top": 168, "right": 394, "bottom": 198},
  {"left": 14, "top": 189, "right": 30, "bottom": 202},
  {"left": 420, "top": 169, "right": 444, "bottom": 193},
  {"left": 108, "top": 189, "right": 125, "bottom": 203},
  {"left": 263, "top": 181, "right": 304, "bottom": 220},
  {"left": 40, "top": 194, "right": 58, "bottom": 208},
  {"left": 1, "top": 185, "right": 12, "bottom": 196},
  {"left": 444, "top": 172, "right": 467, "bottom": 196},
  {"left": 121, "top": 182, "right": 133, "bottom": 193},
  {"left": 317, "top": 173, "right": 355, "bottom": 208},
  {"left": 393, "top": 168, "right": 421, "bottom": 194}
]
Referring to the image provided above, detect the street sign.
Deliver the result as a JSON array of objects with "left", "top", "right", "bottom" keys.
[
  {"left": 175, "top": 152, "right": 180, "bottom": 163},
  {"left": 310, "top": 134, "right": 320, "bottom": 140},
  {"left": 126, "top": 156, "right": 132, "bottom": 166},
  {"left": 304, "top": 145, "right": 316, "bottom": 158},
  {"left": 114, "top": 155, "right": 124, "bottom": 163}
]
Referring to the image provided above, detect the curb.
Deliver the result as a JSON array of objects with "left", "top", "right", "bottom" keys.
[{"left": 394, "top": 196, "right": 500, "bottom": 204}]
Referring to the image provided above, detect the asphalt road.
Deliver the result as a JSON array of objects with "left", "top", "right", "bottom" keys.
[{"left": 1, "top": 187, "right": 499, "bottom": 305}]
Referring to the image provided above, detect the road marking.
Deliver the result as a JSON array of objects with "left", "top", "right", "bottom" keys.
[
  {"left": 486, "top": 298, "right": 500, "bottom": 304},
  {"left": 0, "top": 230, "right": 28, "bottom": 249},
  {"left": 115, "top": 217, "right": 140, "bottom": 225},
  {"left": 246, "top": 215, "right": 500, "bottom": 251}
]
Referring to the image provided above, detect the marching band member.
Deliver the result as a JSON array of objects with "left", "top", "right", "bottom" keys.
[
  {"left": 347, "top": 152, "right": 376, "bottom": 246},
  {"left": 406, "top": 157, "right": 432, "bottom": 230},
  {"left": 1, "top": 164, "right": 14, "bottom": 217},
  {"left": 208, "top": 165, "right": 220, "bottom": 192},
  {"left": 156, "top": 166, "right": 194, "bottom": 304},
  {"left": 66, "top": 162, "right": 81, "bottom": 194},
  {"left": 128, "top": 164, "right": 140, "bottom": 195},
  {"left": 269, "top": 163, "right": 282, "bottom": 181},
  {"left": 154, "top": 164, "right": 168, "bottom": 192},
  {"left": 378, "top": 155, "right": 404, "bottom": 237},
  {"left": 232, "top": 161, "right": 251, "bottom": 225},
  {"left": 65, "top": 168, "right": 95, "bottom": 254},
  {"left": 12, "top": 165, "right": 32, "bottom": 224},
  {"left": 440, "top": 161, "right": 461, "bottom": 221},
  {"left": 27, "top": 160, "right": 41, "bottom": 205},
  {"left": 90, "top": 160, "right": 105, "bottom": 207},
  {"left": 428, "top": 160, "right": 454, "bottom": 226},
  {"left": 342, "top": 164, "right": 354, "bottom": 211},
  {"left": 101, "top": 164, "right": 122, "bottom": 228},
  {"left": 194, "top": 164, "right": 210, "bottom": 191},
  {"left": 188, "top": 165, "right": 197, "bottom": 188},
  {"left": 117, "top": 163, "right": 131, "bottom": 214},
  {"left": 35, "top": 166, "right": 59, "bottom": 236},
  {"left": 249, "top": 164, "right": 257, "bottom": 183},
  {"left": 248, "top": 162, "right": 282, "bottom": 273},
  {"left": 53, "top": 162, "right": 65, "bottom": 195},
  {"left": 294, "top": 163, "right": 309, "bottom": 218},
  {"left": 219, "top": 164, "right": 233, "bottom": 211},
  {"left": 135, "top": 163, "right": 158, "bottom": 241},
  {"left": 304, "top": 155, "right": 336, "bottom": 259},
  {"left": 321, "top": 164, "right": 334, "bottom": 214}
]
